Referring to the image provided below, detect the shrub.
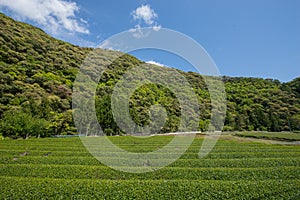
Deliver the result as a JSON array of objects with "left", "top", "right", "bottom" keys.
[
  {"left": 104, "top": 128, "right": 114, "bottom": 136},
  {"left": 0, "top": 110, "right": 50, "bottom": 139}
]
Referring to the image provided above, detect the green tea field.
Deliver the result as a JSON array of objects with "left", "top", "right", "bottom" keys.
[{"left": 0, "top": 136, "right": 300, "bottom": 199}]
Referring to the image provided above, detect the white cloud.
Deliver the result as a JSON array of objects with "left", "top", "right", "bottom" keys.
[
  {"left": 152, "top": 25, "right": 161, "bottom": 31},
  {"left": 99, "top": 40, "right": 116, "bottom": 50},
  {"left": 129, "top": 24, "right": 149, "bottom": 38},
  {"left": 146, "top": 60, "right": 165, "bottom": 67},
  {"left": 0, "top": 0, "right": 89, "bottom": 35},
  {"left": 130, "top": 4, "right": 161, "bottom": 36},
  {"left": 132, "top": 4, "right": 157, "bottom": 25}
]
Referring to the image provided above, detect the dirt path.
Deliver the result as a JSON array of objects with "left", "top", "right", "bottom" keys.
[{"left": 219, "top": 134, "right": 300, "bottom": 145}]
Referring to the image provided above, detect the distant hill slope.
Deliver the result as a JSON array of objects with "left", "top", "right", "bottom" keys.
[
  {"left": 285, "top": 77, "right": 300, "bottom": 98},
  {"left": 0, "top": 13, "right": 299, "bottom": 138}
]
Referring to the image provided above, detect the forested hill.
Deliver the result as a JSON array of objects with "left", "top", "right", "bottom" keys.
[{"left": 0, "top": 13, "right": 299, "bottom": 138}]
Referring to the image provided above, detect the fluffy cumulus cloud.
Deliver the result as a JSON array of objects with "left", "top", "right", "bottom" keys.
[
  {"left": 0, "top": 0, "right": 89, "bottom": 35},
  {"left": 130, "top": 4, "right": 161, "bottom": 33},
  {"left": 132, "top": 4, "right": 157, "bottom": 25}
]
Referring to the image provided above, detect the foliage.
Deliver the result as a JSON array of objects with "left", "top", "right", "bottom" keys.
[
  {"left": 0, "top": 12, "right": 299, "bottom": 138},
  {"left": 0, "top": 110, "right": 49, "bottom": 138}
]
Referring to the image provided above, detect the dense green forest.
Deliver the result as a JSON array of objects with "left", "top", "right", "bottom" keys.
[{"left": 0, "top": 13, "right": 299, "bottom": 138}]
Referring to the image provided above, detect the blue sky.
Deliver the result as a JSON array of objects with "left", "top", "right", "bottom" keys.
[{"left": 0, "top": 0, "right": 299, "bottom": 82}]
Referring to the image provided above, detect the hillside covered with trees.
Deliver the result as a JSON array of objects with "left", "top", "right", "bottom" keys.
[{"left": 0, "top": 13, "right": 299, "bottom": 138}]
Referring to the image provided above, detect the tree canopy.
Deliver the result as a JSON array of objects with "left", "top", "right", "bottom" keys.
[{"left": 0, "top": 13, "right": 299, "bottom": 138}]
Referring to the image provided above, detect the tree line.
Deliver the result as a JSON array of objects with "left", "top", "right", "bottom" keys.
[{"left": 0, "top": 13, "right": 299, "bottom": 138}]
